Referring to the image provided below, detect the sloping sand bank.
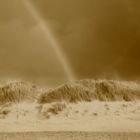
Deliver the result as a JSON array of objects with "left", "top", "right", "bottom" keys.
[{"left": 0, "top": 101, "right": 140, "bottom": 132}]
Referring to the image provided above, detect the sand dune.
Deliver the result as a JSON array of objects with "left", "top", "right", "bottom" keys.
[
  {"left": 0, "top": 79, "right": 140, "bottom": 103},
  {"left": 0, "top": 79, "right": 140, "bottom": 132}
]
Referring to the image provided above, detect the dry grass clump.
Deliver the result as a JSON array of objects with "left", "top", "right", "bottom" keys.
[
  {"left": 0, "top": 103, "right": 11, "bottom": 118},
  {"left": 38, "top": 79, "right": 140, "bottom": 103},
  {"left": 0, "top": 81, "right": 40, "bottom": 103},
  {"left": 39, "top": 102, "right": 66, "bottom": 118}
]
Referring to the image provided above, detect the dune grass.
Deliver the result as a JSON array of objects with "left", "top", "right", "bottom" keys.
[
  {"left": 39, "top": 102, "right": 67, "bottom": 119},
  {"left": 0, "top": 81, "right": 40, "bottom": 103},
  {"left": 38, "top": 79, "right": 140, "bottom": 103},
  {"left": 0, "top": 79, "right": 140, "bottom": 104}
]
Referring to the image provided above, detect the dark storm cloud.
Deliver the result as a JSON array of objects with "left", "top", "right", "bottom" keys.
[
  {"left": 33, "top": 0, "right": 140, "bottom": 80},
  {"left": 0, "top": 0, "right": 140, "bottom": 85}
]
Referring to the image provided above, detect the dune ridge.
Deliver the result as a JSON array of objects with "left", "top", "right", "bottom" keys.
[
  {"left": 0, "top": 79, "right": 140, "bottom": 132},
  {"left": 38, "top": 79, "right": 140, "bottom": 103},
  {"left": 0, "top": 79, "right": 140, "bottom": 104}
]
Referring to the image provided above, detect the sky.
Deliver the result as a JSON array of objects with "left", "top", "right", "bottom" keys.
[{"left": 0, "top": 0, "right": 140, "bottom": 86}]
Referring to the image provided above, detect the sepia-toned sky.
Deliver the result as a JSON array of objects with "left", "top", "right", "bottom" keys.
[{"left": 0, "top": 0, "right": 140, "bottom": 86}]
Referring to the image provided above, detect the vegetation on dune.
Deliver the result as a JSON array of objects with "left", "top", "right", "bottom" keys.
[
  {"left": 38, "top": 79, "right": 140, "bottom": 103},
  {"left": 0, "top": 79, "right": 140, "bottom": 120},
  {"left": 39, "top": 102, "right": 67, "bottom": 119},
  {"left": 0, "top": 103, "right": 11, "bottom": 119},
  {"left": 0, "top": 81, "right": 40, "bottom": 103},
  {"left": 0, "top": 79, "right": 140, "bottom": 104},
  {"left": 38, "top": 84, "right": 94, "bottom": 103}
]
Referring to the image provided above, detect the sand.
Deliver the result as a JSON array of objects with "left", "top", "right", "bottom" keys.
[
  {"left": 0, "top": 132, "right": 140, "bottom": 140},
  {"left": 0, "top": 101, "right": 140, "bottom": 132}
]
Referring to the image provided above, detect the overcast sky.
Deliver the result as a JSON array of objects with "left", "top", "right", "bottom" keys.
[{"left": 0, "top": 0, "right": 140, "bottom": 86}]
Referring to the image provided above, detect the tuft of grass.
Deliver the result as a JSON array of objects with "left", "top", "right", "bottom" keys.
[
  {"left": 0, "top": 81, "right": 41, "bottom": 103},
  {"left": 0, "top": 103, "right": 11, "bottom": 118},
  {"left": 47, "top": 103, "right": 66, "bottom": 115},
  {"left": 40, "top": 102, "right": 66, "bottom": 118}
]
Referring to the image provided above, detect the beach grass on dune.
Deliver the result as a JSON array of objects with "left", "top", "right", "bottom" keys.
[
  {"left": 38, "top": 79, "right": 140, "bottom": 103},
  {"left": 0, "top": 81, "right": 39, "bottom": 103},
  {"left": 0, "top": 79, "right": 140, "bottom": 104}
]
